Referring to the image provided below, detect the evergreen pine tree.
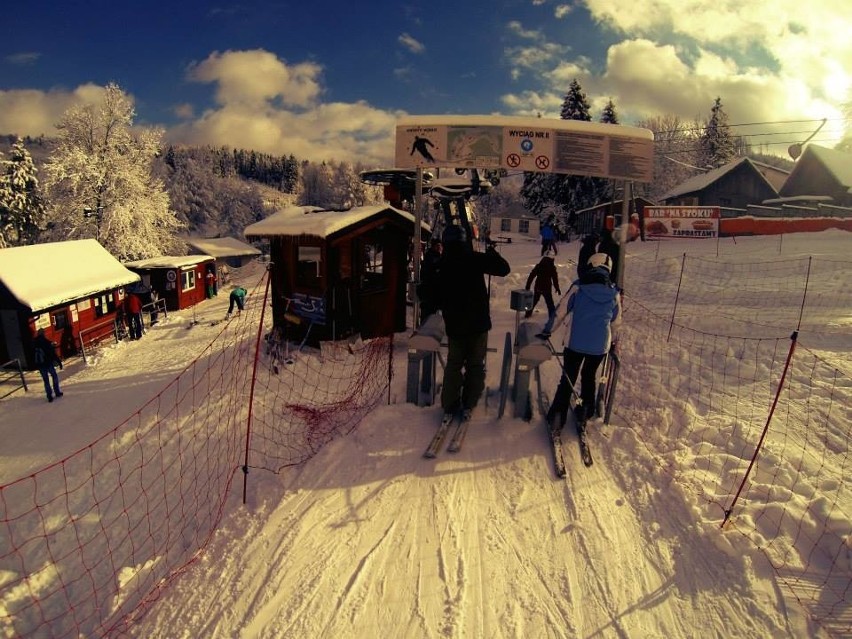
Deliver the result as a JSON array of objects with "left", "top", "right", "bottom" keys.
[
  {"left": 699, "top": 97, "right": 737, "bottom": 169},
  {"left": 0, "top": 137, "right": 46, "bottom": 247}
]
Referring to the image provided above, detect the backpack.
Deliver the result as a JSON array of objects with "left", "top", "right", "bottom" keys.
[{"left": 34, "top": 345, "right": 46, "bottom": 365}]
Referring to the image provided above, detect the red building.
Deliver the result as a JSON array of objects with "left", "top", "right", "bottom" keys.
[
  {"left": 123, "top": 255, "right": 216, "bottom": 311},
  {"left": 0, "top": 239, "right": 141, "bottom": 368}
]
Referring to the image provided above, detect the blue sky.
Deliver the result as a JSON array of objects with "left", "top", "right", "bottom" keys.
[{"left": 1, "top": 0, "right": 850, "bottom": 166}]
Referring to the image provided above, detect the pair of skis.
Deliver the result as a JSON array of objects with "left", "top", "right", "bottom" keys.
[
  {"left": 423, "top": 411, "right": 472, "bottom": 458},
  {"left": 548, "top": 411, "right": 593, "bottom": 478}
]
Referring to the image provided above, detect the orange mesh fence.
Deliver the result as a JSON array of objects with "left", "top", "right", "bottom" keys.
[
  {"left": 616, "top": 252, "right": 851, "bottom": 636},
  {"left": 0, "top": 267, "right": 393, "bottom": 638}
]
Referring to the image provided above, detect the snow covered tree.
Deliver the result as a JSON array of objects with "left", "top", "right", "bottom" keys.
[
  {"left": 600, "top": 99, "right": 619, "bottom": 125},
  {"left": 698, "top": 97, "right": 737, "bottom": 169},
  {"left": 0, "top": 137, "right": 46, "bottom": 248},
  {"left": 42, "top": 83, "right": 185, "bottom": 260},
  {"left": 634, "top": 113, "right": 702, "bottom": 203}
]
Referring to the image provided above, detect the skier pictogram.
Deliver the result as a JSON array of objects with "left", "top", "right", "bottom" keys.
[{"left": 410, "top": 136, "right": 436, "bottom": 162}]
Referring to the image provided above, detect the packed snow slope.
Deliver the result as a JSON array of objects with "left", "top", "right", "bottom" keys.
[{"left": 4, "top": 230, "right": 849, "bottom": 638}]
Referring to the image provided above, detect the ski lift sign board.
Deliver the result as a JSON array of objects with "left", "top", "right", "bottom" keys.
[{"left": 395, "top": 115, "right": 654, "bottom": 182}]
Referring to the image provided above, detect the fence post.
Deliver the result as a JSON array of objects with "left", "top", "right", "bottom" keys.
[
  {"left": 721, "top": 331, "right": 799, "bottom": 528},
  {"left": 667, "top": 252, "right": 686, "bottom": 342},
  {"left": 242, "top": 269, "right": 272, "bottom": 505}
]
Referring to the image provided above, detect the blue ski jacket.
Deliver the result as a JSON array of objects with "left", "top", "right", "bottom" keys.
[{"left": 560, "top": 267, "right": 621, "bottom": 355}]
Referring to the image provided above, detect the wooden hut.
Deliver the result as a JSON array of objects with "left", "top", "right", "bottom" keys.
[
  {"left": 184, "top": 237, "right": 262, "bottom": 285},
  {"left": 245, "top": 204, "right": 430, "bottom": 343},
  {"left": 0, "top": 239, "right": 140, "bottom": 368},
  {"left": 124, "top": 255, "right": 215, "bottom": 311}
]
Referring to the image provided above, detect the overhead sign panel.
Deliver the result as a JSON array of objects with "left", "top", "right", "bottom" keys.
[{"left": 395, "top": 115, "right": 654, "bottom": 182}]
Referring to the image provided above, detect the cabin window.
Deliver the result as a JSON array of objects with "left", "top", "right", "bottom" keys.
[
  {"left": 93, "top": 292, "right": 116, "bottom": 318},
  {"left": 52, "top": 311, "right": 69, "bottom": 331},
  {"left": 297, "top": 246, "right": 322, "bottom": 288},
  {"left": 181, "top": 269, "right": 196, "bottom": 292},
  {"left": 361, "top": 242, "right": 384, "bottom": 289},
  {"left": 519, "top": 220, "right": 530, "bottom": 233},
  {"left": 500, "top": 219, "right": 511, "bottom": 232}
]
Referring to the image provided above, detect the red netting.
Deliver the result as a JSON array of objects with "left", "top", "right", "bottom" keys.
[
  {"left": 615, "top": 253, "right": 851, "bottom": 636},
  {"left": 0, "top": 268, "right": 393, "bottom": 638}
]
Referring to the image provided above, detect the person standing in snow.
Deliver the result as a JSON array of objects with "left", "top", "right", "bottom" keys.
[
  {"left": 126, "top": 292, "right": 144, "bottom": 340},
  {"left": 524, "top": 249, "right": 561, "bottom": 337},
  {"left": 577, "top": 232, "right": 599, "bottom": 278},
  {"left": 227, "top": 286, "right": 247, "bottom": 318},
  {"left": 32, "top": 328, "right": 63, "bottom": 402},
  {"left": 436, "top": 224, "right": 510, "bottom": 420},
  {"left": 417, "top": 237, "right": 443, "bottom": 322},
  {"left": 546, "top": 252, "right": 621, "bottom": 428},
  {"left": 540, "top": 220, "right": 558, "bottom": 256},
  {"left": 205, "top": 266, "right": 217, "bottom": 299}
]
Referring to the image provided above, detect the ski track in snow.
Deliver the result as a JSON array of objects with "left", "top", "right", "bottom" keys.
[{"left": 104, "top": 233, "right": 845, "bottom": 639}]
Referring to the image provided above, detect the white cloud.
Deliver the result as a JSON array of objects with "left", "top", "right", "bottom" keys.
[
  {"left": 0, "top": 84, "right": 108, "bottom": 138},
  {"left": 398, "top": 33, "right": 425, "bottom": 54},
  {"left": 554, "top": 5, "right": 573, "bottom": 18},
  {"left": 187, "top": 49, "right": 323, "bottom": 108},
  {"left": 500, "top": 2, "right": 850, "bottom": 150},
  {"left": 5, "top": 52, "right": 41, "bottom": 66}
]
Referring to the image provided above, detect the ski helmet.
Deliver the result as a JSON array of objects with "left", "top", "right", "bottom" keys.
[{"left": 587, "top": 252, "right": 612, "bottom": 271}]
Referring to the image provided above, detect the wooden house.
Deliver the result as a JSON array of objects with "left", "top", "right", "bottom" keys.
[
  {"left": 184, "top": 237, "right": 262, "bottom": 285},
  {"left": 245, "top": 204, "right": 430, "bottom": 343},
  {"left": 124, "top": 255, "right": 216, "bottom": 311},
  {"left": 0, "top": 239, "right": 140, "bottom": 368},
  {"left": 659, "top": 157, "right": 781, "bottom": 209},
  {"left": 775, "top": 144, "right": 852, "bottom": 207}
]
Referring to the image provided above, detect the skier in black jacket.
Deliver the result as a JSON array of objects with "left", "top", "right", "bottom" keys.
[{"left": 436, "top": 225, "right": 510, "bottom": 420}]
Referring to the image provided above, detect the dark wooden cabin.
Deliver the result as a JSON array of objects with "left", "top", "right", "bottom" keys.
[{"left": 245, "top": 205, "right": 429, "bottom": 343}]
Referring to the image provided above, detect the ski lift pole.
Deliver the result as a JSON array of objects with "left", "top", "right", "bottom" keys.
[
  {"left": 617, "top": 180, "right": 631, "bottom": 290},
  {"left": 413, "top": 166, "right": 424, "bottom": 326}
]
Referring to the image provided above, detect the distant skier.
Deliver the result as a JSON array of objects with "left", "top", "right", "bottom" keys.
[
  {"left": 227, "top": 286, "right": 247, "bottom": 318},
  {"left": 410, "top": 136, "right": 436, "bottom": 163},
  {"left": 33, "top": 328, "right": 63, "bottom": 402},
  {"left": 546, "top": 252, "right": 620, "bottom": 428},
  {"left": 524, "top": 249, "right": 561, "bottom": 337}
]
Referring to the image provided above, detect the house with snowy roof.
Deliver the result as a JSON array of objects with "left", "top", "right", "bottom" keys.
[
  {"left": 184, "top": 236, "right": 262, "bottom": 285},
  {"left": 773, "top": 144, "right": 852, "bottom": 208},
  {"left": 659, "top": 157, "right": 782, "bottom": 209},
  {"left": 123, "top": 255, "right": 216, "bottom": 312},
  {"left": 245, "top": 204, "right": 430, "bottom": 343},
  {"left": 0, "top": 239, "right": 140, "bottom": 368}
]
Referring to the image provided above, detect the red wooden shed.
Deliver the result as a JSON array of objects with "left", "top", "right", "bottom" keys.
[
  {"left": 123, "top": 255, "right": 216, "bottom": 312},
  {"left": 0, "top": 239, "right": 140, "bottom": 368}
]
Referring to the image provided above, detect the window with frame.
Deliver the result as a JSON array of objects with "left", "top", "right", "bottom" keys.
[
  {"left": 181, "top": 269, "right": 196, "bottom": 292},
  {"left": 361, "top": 242, "right": 384, "bottom": 289},
  {"left": 93, "top": 292, "right": 117, "bottom": 318},
  {"left": 519, "top": 219, "right": 530, "bottom": 233},
  {"left": 500, "top": 219, "right": 512, "bottom": 232},
  {"left": 296, "top": 246, "right": 322, "bottom": 288}
]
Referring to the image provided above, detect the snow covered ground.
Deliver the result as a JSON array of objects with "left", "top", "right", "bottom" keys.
[{"left": 1, "top": 230, "right": 850, "bottom": 638}]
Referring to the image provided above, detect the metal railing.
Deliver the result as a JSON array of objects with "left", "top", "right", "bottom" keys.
[{"left": 0, "top": 359, "right": 28, "bottom": 399}]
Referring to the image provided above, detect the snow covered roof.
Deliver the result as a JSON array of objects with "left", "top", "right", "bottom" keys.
[
  {"left": 184, "top": 237, "right": 262, "bottom": 258},
  {"left": 0, "top": 239, "right": 140, "bottom": 313},
  {"left": 660, "top": 157, "right": 776, "bottom": 201},
  {"left": 124, "top": 255, "right": 214, "bottom": 269},
  {"left": 244, "top": 204, "right": 431, "bottom": 238},
  {"left": 799, "top": 145, "right": 852, "bottom": 188}
]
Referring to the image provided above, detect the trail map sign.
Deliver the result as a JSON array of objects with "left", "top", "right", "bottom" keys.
[{"left": 395, "top": 115, "right": 654, "bottom": 182}]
